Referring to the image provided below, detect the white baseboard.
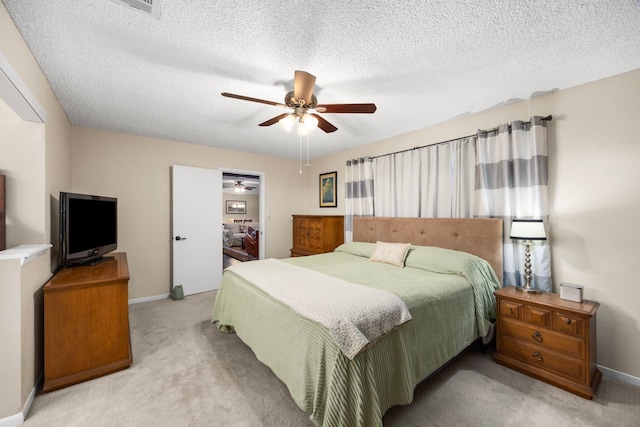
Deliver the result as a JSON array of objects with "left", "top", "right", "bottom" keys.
[
  {"left": 22, "top": 374, "right": 38, "bottom": 419},
  {"left": 128, "top": 293, "right": 170, "bottom": 305},
  {"left": 599, "top": 364, "right": 640, "bottom": 387},
  {"left": 0, "top": 413, "right": 23, "bottom": 427},
  {"left": 0, "top": 374, "right": 39, "bottom": 427}
]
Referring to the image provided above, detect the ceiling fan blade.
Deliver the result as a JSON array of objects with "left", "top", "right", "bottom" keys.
[
  {"left": 221, "top": 92, "right": 287, "bottom": 108},
  {"left": 258, "top": 113, "right": 289, "bottom": 127},
  {"left": 293, "top": 70, "right": 316, "bottom": 105},
  {"left": 315, "top": 103, "right": 377, "bottom": 114},
  {"left": 311, "top": 114, "right": 338, "bottom": 133}
]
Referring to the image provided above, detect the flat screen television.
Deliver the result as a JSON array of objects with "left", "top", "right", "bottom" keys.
[{"left": 59, "top": 192, "right": 117, "bottom": 267}]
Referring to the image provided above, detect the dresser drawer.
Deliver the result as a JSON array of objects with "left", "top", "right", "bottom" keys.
[
  {"left": 499, "top": 335, "right": 586, "bottom": 383},
  {"left": 500, "top": 317, "right": 585, "bottom": 358}
]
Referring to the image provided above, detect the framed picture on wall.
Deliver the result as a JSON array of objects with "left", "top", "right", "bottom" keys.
[
  {"left": 226, "top": 200, "right": 246, "bottom": 214},
  {"left": 319, "top": 171, "right": 337, "bottom": 208}
]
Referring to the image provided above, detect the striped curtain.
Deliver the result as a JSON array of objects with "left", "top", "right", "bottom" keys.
[
  {"left": 344, "top": 157, "right": 374, "bottom": 242},
  {"left": 474, "top": 116, "right": 551, "bottom": 291}
]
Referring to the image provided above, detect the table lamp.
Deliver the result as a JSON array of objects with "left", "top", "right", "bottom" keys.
[{"left": 510, "top": 219, "right": 546, "bottom": 293}]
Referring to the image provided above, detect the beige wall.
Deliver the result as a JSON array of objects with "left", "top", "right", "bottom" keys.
[
  {"left": 0, "top": 252, "right": 51, "bottom": 421},
  {"left": 20, "top": 253, "right": 50, "bottom": 409},
  {"left": 71, "top": 127, "right": 304, "bottom": 300},
  {"left": 302, "top": 70, "right": 640, "bottom": 379},
  {"left": 0, "top": 258, "right": 22, "bottom": 418},
  {"left": 0, "top": 102, "right": 46, "bottom": 247},
  {"left": 1, "top": 3, "right": 73, "bottom": 421},
  {"left": 0, "top": 4, "right": 72, "bottom": 251}
]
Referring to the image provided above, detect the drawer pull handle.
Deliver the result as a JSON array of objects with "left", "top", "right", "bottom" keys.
[
  {"left": 532, "top": 331, "right": 543, "bottom": 342},
  {"left": 566, "top": 318, "right": 573, "bottom": 325},
  {"left": 509, "top": 308, "right": 514, "bottom": 315},
  {"left": 532, "top": 351, "right": 543, "bottom": 361}
]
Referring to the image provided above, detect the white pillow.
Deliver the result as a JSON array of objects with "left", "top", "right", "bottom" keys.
[{"left": 369, "top": 241, "right": 411, "bottom": 267}]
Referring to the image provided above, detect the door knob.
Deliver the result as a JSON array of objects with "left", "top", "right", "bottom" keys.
[{"left": 175, "top": 236, "right": 187, "bottom": 241}]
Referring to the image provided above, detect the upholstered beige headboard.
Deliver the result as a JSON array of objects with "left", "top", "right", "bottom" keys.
[{"left": 353, "top": 217, "right": 503, "bottom": 283}]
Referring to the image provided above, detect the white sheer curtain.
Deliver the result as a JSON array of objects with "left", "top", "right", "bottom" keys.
[
  {"left": 373, "top": 137, "right": 476, "bottom": 218},
  {"left": 344, "top": 157, "right": 374, "bottom": 242},
  {"left": 372, "top": 150, "right": 419, "bottom": 216},
  {"left": 474, "top": 117, "right": 551, "bottom": 291}
]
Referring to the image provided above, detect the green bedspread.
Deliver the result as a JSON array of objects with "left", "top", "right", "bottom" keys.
[{"left": 212, "top": 243, "right": 500, "bottom": 427}]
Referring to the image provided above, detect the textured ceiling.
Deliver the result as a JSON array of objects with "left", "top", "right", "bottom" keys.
[{"left": 3, "top": 0, "right": 640, "bottom": 160}]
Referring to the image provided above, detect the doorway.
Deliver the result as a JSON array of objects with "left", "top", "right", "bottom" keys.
[{"left": 221, "top": 169, "right": 265, "bottom": 264}]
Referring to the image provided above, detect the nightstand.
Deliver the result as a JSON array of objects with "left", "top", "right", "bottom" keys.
[{"left": 494, "top": 286, "right": 601, "bottom": 399}]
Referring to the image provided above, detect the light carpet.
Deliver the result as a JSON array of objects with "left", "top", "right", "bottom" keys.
[{"left": 23, "top": 291, "right": 639, "bottom": 427}]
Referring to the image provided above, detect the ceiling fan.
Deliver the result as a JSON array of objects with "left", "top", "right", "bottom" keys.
[
  {"left": 221, "top": 70, "right": 376, "bottom": 135},
  {"left": 223, "top": 180, "right": 256, "bottom": 193}
]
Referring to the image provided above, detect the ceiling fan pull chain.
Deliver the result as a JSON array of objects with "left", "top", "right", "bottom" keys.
[{"left": 299, "top": 135, "right": 303, "bottom": 174}]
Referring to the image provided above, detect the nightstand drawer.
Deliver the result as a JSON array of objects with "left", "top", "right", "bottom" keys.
[
  {"left": 500, "top": 335, "right": 586, "bottom": 383},
  {"left": 552, "top": 311, "right": 585, "bottom": 337},
  {"left": 523, "top": 304, "right": 551, "bottom": 327},
  {"left": 499, "top": 299, "right": 523, "bottom": 320},
  {"left": 500, "top": 317, "right": 585, "bottom": 358}
]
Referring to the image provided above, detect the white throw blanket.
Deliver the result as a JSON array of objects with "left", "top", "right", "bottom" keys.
[{"left": 226, "top": 258, "right": 412, "bottom": 359}]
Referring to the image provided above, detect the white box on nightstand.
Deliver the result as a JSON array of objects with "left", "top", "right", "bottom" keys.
[{"left": 560, "top": 282, "right": 584, "bottom": 302}]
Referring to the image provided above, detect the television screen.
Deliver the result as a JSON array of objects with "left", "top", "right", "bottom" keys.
[{"left": 60, "top": 192, "right": 117, "bottom": 266}]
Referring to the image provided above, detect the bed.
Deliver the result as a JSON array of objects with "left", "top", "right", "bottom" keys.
[{"left": 212, "top": 217, "right": 503, "bottom": 427}]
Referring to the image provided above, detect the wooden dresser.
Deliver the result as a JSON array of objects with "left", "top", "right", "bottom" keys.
[
  {"left": 43, "top": 252, "right": 132, "bottom": 392},
  {"left": 291, "top": 215, "right": 344, "bottom": 257},
  {"left": 494, "top": 286, "right": 601, "bottom": 399}
]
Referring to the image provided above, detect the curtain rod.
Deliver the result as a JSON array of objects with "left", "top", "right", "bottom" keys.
[{"left": 371, "top": 115, "right": 552, "bottom": 159}]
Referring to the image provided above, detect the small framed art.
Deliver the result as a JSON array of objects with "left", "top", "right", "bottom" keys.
[
  {"left": 319, "top": 171, "right": 337, "bottom": 208},
  {"left": 226, "top": 200, "right": 246, "bottom": 214}
]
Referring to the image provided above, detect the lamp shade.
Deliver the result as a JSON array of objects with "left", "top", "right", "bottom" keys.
[{"left": 510, "top": 219, "right": 546, "bottom": 240}]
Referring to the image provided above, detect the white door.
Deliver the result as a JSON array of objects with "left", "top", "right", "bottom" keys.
[{"left": 172, "top": 165, "right": 222, "bottom": 295}]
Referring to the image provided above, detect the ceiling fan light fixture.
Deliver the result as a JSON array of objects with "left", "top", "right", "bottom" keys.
[
  {"left": 233, "top": 181, "right": 246, "bottom": 193},
  {"left": 279, "top": 114, "right": 296, "bottom": 132},
  {"left": 222, "top": 70, "right": 376, "bottom": 141},
  {"left": 297, "top": 113, "right": 318, "bottom": 136}
]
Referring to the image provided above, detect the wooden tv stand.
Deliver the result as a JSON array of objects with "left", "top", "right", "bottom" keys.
[{"left": 43, "top": 252, "right": 132, "bottom": 392}]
